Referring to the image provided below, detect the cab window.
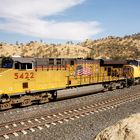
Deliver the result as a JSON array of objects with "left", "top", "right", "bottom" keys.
[
  {"left": 27, "top": 63, "right": 32, "bottom": 69},
  {"left": 21, "top": 63, "right": 26, "bottom": 69},
  {"left": 2, "top": 58, "right": 13, "bottom": 68},
  {"left": 15, "top": 62, "right": 20, "bottom": 69},
  {"left": 15, "top": 62, "right": 33, "bottom": 70}
]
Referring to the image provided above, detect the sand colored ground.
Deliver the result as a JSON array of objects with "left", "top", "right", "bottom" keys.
[{"left": 95, "top": 113, "right": 140, "bottom": 140}]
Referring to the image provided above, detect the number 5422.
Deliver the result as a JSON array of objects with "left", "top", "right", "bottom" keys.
[{"left": 14, "top": 72, "right": 34, "bottom": 79}]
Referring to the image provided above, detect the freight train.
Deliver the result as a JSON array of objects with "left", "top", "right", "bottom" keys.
[{"left": 0, "top": 57, "right": 139, "bottom": 110}]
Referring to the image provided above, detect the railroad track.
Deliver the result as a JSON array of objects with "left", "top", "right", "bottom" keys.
[{"left": 0, "top": 92, "right": 140, "bottom": 139}]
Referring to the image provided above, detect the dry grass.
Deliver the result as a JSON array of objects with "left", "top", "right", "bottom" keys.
[{"left": 0, "top": 33, "right": 140, "bottom": 59}]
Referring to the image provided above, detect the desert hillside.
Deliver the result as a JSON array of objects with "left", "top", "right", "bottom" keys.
[
  {"left": 82, "top": 33, "right": 140, "bottom": 59},
  {"left": 94, "top": 113, "right": 140, "bottom": 140},
  {"left": 0, "top": 33, "right": 140, "bottom": 59}
]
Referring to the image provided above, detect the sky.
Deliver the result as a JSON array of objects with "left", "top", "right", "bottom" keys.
[{"left": 0, "top": 0, "right": 139, "bottom": 44}]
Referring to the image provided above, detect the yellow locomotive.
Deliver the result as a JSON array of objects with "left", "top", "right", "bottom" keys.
[
  {"left": 124, "top": 60, "right": 140, "bottom": 84},
  {"left": 0, "top": 57, "right": 129, "bottom": 110}
]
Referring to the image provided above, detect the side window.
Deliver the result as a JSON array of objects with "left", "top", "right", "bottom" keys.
[
  {"left": 21, "top": 63, "right": 26, "bottom": 70},
  {"left": 15, "top": 63, "right": 33, "bottom": 70},
  {"left": 27, "top": 63, "right": 32, "bottom": 69},
  {"left": 107, "top": 67, "right": 111, "bottom": 76},
  {"left": 56, "top": 59, "right": 61, "bottom": 65},
  {"left": 15, "top": 62, "right": 20, "bottom": 69},
  {"left": 70, "top": 60, "right": 74, "bottom": 65},
  {"left": 49, "top": 59, "right": 54, "bottom": 65}
]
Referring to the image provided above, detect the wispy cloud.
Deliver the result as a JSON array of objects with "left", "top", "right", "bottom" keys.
[{"left": 0, "top": 0, "right": 102, "bottom": 40}]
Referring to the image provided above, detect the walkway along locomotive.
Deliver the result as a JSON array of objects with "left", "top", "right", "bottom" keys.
[{"left": 0, "top": 57, "right": 138, "bottom": 110}]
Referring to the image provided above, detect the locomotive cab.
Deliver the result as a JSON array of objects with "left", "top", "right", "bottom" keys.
[
  {"left": 14, "top": 62, "right": 33, "bottom": 70},
  {"left": 0, "top": 57, "right": 34, "bottom": 71},
  {"left": 123, "top": 60, "right": 140, "bottom": 85},
  {"left": 123, "top": 65, "right": 134, "bottom": 78},
  {"left": 12, "top": 57, "right": 34, "bottom": 70},
  {"left": 126, "top": 60, "right": 140, "bottom": 78},
  {"left": 0, "top": 57, "right": 35, "bottom": 95}
]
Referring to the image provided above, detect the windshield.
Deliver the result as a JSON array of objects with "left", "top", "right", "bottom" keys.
[
  {"left": 2, "top": 58, "right": 13, "bottom": 68},
  {"left": 127, "top": 60, "right": 138, "bottom": 66}
]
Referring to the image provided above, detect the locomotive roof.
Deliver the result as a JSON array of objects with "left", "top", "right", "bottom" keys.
[
  {"left": 12, "top": 57, "right": 35, "bottom": 63},
  {"left": 101, "top": 59, "right": 127, "bottom": 65},
  {"left": 10, "top": 57, "right": 127, "bottom": 65},
  {"left": 11, "top": 57, "right": 99, "bottom": 62}
]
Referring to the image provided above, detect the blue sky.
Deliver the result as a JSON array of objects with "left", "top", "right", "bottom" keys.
[{"left": 0, "top": 0, "right": 139, "bottom": 44}]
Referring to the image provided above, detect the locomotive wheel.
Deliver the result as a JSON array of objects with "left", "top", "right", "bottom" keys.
[
  {"left": 0, "top": 94, "right": 11, "bottom": 110},
  {"left": 112, "top": 83, "right": 116, "bottom": 90},
  {"left": 103, "top": 84, "right": 109, "bottom": 92},
  {"left": 39, "top": 97, "right": 49, "bottom": 104},
  {"left": 119, "top": 83, "right": 124, "bottom": 89},
  {"left": 108, "top": 82, "right": 116, "bottom": 91},
  {"left": 108, "top": 84, "right": 113, "bottom": 91},
  {"left": 0, "top": 102, "right": 12, "bottom": 110},
  {"left": 39, "top": 96, "right": 49, "bottom": 104},
  {"left": 21, "top": 98, "right": 32, "bottom": 107},
  {"left": 49, "top": 91, "right": 57, "bottom": 101}
]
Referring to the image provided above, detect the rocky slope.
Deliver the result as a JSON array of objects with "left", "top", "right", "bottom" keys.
[
  {"left": 0, "top": 33, "right": 140, "bottom": 59},
  {"left": 94, "top": 113, "right": 140, "bottom": 140}
]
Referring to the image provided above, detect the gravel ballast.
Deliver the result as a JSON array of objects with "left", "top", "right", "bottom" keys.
[{"left": 17, "top": 98, "right": 140, "bottom": 140}]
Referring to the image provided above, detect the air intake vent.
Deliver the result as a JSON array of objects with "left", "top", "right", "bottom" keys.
[{"left": 23, "top": 82, "right": 28, "bottom": 89}]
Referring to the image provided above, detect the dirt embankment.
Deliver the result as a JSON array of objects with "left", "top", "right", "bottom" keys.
[{"left": 95, "top": 113, "right": 140, "bottom": 140}]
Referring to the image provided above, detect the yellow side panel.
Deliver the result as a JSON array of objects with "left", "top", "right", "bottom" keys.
[
  {"left": 134, "top": 67, "right": 140, "bottom": 78},
  {"left": 0, "top": 69, "right": 67, "bottom": 95},
  {"left": 35, "top": 70, "right": 67, "bottom": 90},
  {"left": 0, "top": 69, "right": 37, "bottom": 94},
  {"left": 0, "top": 69, "right": 15, "bottom": 94}
]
